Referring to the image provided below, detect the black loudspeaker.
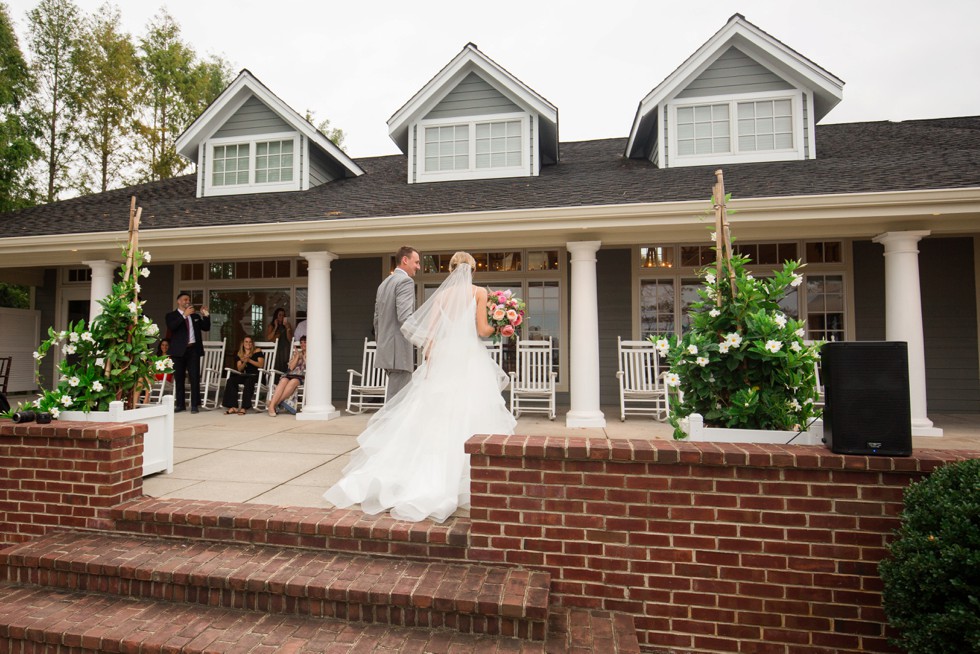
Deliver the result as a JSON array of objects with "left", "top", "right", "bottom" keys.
[{"left": 822, "top": 342, "right": 912, "bottom": 456}]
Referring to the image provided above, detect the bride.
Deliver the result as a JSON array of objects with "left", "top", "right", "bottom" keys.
[{"left": 323, "top": 251, "right": 516, "bottom": 522}]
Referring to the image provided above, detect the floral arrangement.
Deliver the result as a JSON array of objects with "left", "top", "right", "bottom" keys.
[
  {"left": 25, "top": 201, "right": 172, "bottom": 418},
  {"left": 652, "top": 177, "right": 823, "bottom": 439},
  {"left": 486, "top": 288, "right": 526, "bottom": 343}
]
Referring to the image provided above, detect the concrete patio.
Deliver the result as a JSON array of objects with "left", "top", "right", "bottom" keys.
[{"left": 139, "top": 405, "right": 980, "bottom": 510}]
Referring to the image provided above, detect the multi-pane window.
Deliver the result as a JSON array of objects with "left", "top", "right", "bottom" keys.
[
  {"left": 475, "top": 120, "right": 521, "bottom": 168},
  {"left": 255, "top": 140, "right": 294, "bottom": 183},
  {"left": 676, "top": 104, "right": 731, "bottom": 155},
  {"left": 737, "top": 99, "right": 793, "bottom": 151},
  {"left": 640, "top": 279, "right": 675, "bottom": 336},
  {"left": 212, "top": 144, "right": 250, "bottom": 186},
  {"left": 208, "top": 260, "right": 292, "bottom": 280},
  {"left": 806, "top": 275, "right": 845, "bottom": 342},
  {"left": 424, "top": 125, "right": 469, "bottom": 172},
  {"left": 66, "top": 268, "right": 93, "bottom": 283}
]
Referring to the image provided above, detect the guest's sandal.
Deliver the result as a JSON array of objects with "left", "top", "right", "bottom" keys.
[
  {"left": 237, "top": 408, "right": 247, "bottom": 415},
  {"left": 225, "top": 408, "right": 237, "bottom": 415}
]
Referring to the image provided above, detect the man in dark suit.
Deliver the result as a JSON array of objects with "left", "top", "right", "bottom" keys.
[{"left": 165, "top": 292, "right": 211, "bottom": 413}]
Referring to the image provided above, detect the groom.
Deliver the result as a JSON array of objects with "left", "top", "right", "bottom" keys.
[{"left": 374, "top": 246, "right": 420, "bottom": 400}]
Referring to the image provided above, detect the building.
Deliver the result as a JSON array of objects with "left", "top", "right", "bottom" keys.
[{"left": 1, "top": 14, "right": 977, "bottom": 431}]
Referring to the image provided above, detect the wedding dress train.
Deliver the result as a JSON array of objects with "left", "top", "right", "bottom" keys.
[{"left": 323, "top": 264, "right": 515, "bottom": 523}]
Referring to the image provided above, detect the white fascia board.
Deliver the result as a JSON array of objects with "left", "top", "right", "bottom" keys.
[
  {"left": 388, "top": 45, "right": 557, "bottom": 152},
  {"left": 177, "top": 70, "right": 364, "bottom": 177},
  {"left": 1, "top": 188, "right": 976, "bottom": 267},
  {"left": 627, "top": 16, "right": 843, "bottom": 155}
]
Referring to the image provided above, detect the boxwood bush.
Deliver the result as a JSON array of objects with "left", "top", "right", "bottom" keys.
[{"left": 879, "top": 458, "right": 980, "bottom": 653}]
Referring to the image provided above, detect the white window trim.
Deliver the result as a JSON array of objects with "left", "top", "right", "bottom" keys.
[
  {"left": 413, "top": 111, "right": 532, "bottom": 183},
  {"left": 666, "top": 90, "right": 805, "bottom": 168},
  {"left": 203, "top": 131, "right": 302, "bottom": 196}
]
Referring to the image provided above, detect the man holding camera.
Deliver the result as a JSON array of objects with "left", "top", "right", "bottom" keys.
[{"left": 165, "top": 292, "right": 211, "bottom": 413}]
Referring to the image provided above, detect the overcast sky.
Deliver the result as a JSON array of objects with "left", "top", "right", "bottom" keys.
[{"left": 6, "top": 0, "right": 980, "bottom": 158}]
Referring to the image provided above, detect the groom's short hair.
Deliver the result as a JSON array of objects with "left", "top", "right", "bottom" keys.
[{"left": 395, "top": 246, "right": 418, "bottom": 265}]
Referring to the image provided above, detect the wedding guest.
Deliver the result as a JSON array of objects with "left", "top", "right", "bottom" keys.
[
  {"left": 141, "top": 338, "right": 171, "bottom": 404},
  {"left": 266, "top": 308, "right": 292, "bottom": 373},
  {"left": 268, "top": 336, "right": 306, "bottom": 416},
  {"left": 222, "top": 336, "right": 264, "bottom": 414},
  {"left": 165, "top": 293, "right": 210, "bottom": 413}
]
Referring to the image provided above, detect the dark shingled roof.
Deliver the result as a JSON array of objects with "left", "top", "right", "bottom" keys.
[{"left": 4, "top": 116, "right": 979, "bottom": 238}]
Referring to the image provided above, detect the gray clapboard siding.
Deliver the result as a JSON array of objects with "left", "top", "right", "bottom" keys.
[
  {"left": 213, "top": 95, "right": 291, "bottom": 138},
  {"left": 853, "top": 240, "right": 886, "bottom": 341},
  {"left": 330, "top": 257, "right": 383, "bottom": 402},
  {"left": 309, "top": 145, "right": 343, "bottom": 186},
  {"left": 596, "top": 249, "right": 634, "bottom": 407},
  {"left": 425, "top": 72, "right": 521, "bottom": 119},
  {"left": 676, "top": 46, "right": 793, "bottom": 98}
]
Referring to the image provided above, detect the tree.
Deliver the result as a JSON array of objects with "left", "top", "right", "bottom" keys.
[
  {"left": 0, "top": 2, "right": 40, "bottom": 211},
  {"left": 26, "top": 0, "right": 82, "bottom": 202},
  {"left": 73, "top": 4, "right": 138, "bottom": 193},
  {"left": 304, "top": 109, "right": 346, "bottom": 148},
  {"left": 135, "top": 10, "right": 231, "bottom": 181}
]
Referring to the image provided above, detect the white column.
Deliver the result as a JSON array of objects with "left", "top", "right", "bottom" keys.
[
  {"left": 82, "top": 260, "right": 117, "bottom": 321},
  {"left": 872, "top": 231, "right": 942, "bottom": 436},
  {"left": 296, "top": 251, "right": 341, "bottom": 421},
  {"left": 565, "top": 241, "right": 606, "bottom": 428}
]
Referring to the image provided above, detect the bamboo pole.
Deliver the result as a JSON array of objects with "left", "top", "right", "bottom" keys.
[{"left": 713, "top": 170, "right": 737, "bottom": 299}]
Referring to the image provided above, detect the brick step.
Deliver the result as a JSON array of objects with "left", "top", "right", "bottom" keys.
[
  {"left": 1, "top": 531, "right": 549, "bottom": 640},
  {"left": 0, "top": 583, "right": 638, "bottom": 653},
  {"left": 110, "top": 497, "right": 470, "bottom": 560}
]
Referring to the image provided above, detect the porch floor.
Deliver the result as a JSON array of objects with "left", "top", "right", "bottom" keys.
[{"left": 140, "top": 405, "right": 980, "bottom": 511}]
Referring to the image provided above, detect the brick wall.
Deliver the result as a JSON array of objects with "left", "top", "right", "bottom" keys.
[
  {"left": 465, "top": 435, "right": 978, "bottom": 654},
  {"left": 0, "top": 421, "right": 145, "bottom": 546}
]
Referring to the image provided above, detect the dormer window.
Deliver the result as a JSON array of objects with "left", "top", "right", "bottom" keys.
[
  {"left": 669, "top": 91, "right": 802, "bottom": 166},
  {"left": 417, "top": 114, "right": 527, "bottom": 181},
  {"left": 205, "top": 133, "right": 300, "bottom": 195}
]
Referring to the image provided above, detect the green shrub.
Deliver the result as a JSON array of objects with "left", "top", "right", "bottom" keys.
[{"left": 880, "top": 458, "right": 980, "bottom": 653}]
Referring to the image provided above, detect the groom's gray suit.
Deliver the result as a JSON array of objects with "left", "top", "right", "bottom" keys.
[{"left": 374, "top": 268, "right": 416, "bottom": 400}]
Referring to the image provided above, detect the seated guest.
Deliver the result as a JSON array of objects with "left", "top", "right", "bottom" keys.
[
  {"left": 141, "top": 338, "right": 172, "bottom": 404},
  {"left": 267, "top": 336, "right": 307, "bottom": 417},
  {"left": 223, "top": 336, "right": 264, "bottom": 414}
]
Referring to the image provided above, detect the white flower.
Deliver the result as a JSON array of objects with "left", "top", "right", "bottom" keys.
[
  {"left": 790, "top": 273, "right": 803, "bottom": 287},
  {"left": 50, "top": 407, "right": 60, "bottom": 418},
  {"left": 788, "top": 399, "right": 801, "bottom": 411},
  {"left": 147, "top": 324, "right": 160, "bottom": 336},
  {"left": 696, "top": 356, "right": 709, "bottom": 367},
  {"left": 32, "top": 351, "right": 41, "bottom": 360},
  {"left": 654, "top": 338, "right": 670, "bottom": 356},
  {"left": 92, "top": 381, "right": 103, "bottom": 392},
  {"left": 59, "top": 375, "right": 67, "bottom": 382},
  {"left": 687, "top": 344, "right": 698, "bottom": 355},
  {"left": 724, "top": 333, "right": 743, "bottom": 348},
  {"left": 81, "top": 331, "right": 94, "bottom": 342},
  {"left": 746, "top": 273, "right": 755, "bottom": 280},
  {"left": 95, "top": 357, "right": 105, "bottom": 368},
  {"left": 69, "top": 332, "right": 80, "bottom": 343},
  {"left": 127, "top": 302, "right": 138, "bottom": 313},
  {"left": 718, "top": 342, "right": 730, "bottom": 354},
  {"left": 135, "top": 283, "right": 141, "bottom": 293},
  {"left": 709, "top": 309, "right": 720, "bottom": 317},
  {"left": 141, "top": 268, "right": 150, "bottom": 278},
  {"left": 664, "top": 372, "right": 681, "bottom": 387},
  {"left": 709, "top": 231, "right": 717, "bottom": 242},
  {"left": 64, "top": 344, "right": 77, "bottom": 355},
  {"left": 33, "top": 399, "right": 41, "bottom": 407},
  {"left": 163, "top": 357, "right": 173, "bottom": 369},
  {"left": 790, "top": 341, "right": 802, "bottom": 353},
  {"left": 805, "top": 398, "right": 814, "bottom": 405},
  {"left": 57, "top": 331, "right": 67, "bottom": 340},
  {"left": 60, "top": 395, "right": 73, "bottom": 407},
  {"left": 154, "top": 359, "right": 169, "bottom": 371},
  {"left": 773, "top": 313, "right": 787, "bottom": 329},
  {"left": 143, "top": 252, "right": 151, "bottom": 263},
  {"left": 705, "top": 272, "right": 716, "bottom": 285},
  {"left": 765, "top": 340, "right": 783, "bottom": 353},
  {"left": 68, "top": 376, "right": 80, "bottom": 387},
  {"left": 795, "top": 328, "right": 805, "bottom": 339}
]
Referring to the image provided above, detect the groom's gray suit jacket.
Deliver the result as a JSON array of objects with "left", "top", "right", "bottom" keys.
[{"left": 374, "top": 269, "right": 415, "bottom": 372}]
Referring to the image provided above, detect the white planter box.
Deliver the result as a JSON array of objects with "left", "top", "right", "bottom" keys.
[
  {"left": 61, "top": 395, "right": 175, "bottom": 476},
  {"left": 682, "top": 413, "right": 824, "bottom": 446}
]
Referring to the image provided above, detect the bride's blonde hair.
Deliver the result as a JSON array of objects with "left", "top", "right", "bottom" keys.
[{"left": 449, "top": 251, "right": 476, "bottom": 271}]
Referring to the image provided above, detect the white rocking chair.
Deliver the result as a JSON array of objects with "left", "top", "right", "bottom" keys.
[
  {"left": 481, "top": 339, "right": 504, "bottom": 367},
  {"left": 347, "top": 338, "right": 388, "bottom": 414},
  {"left": 199, "top": 339, "right": 227, "bottom": 409},
  {"left": 616, "top": 336, "right": 669, "bottom": 421},
  {"left": 223, "top": 339, "right": 278, "bottom": 410},
  {"left": 509, "top": 337, "right": 557, "bottom": 420}
]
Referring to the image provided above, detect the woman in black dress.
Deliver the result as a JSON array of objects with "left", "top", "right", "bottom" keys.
[
  {"left": 223, "top": 336, "right": 265, "bottom": 414},
  {"left": 265, "top": 308, "right": 292, "bottom": 373}
]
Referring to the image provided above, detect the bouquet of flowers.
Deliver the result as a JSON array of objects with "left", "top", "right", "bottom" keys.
[{"left": 486, "top": 288, "right": 526, "bottom": 343}]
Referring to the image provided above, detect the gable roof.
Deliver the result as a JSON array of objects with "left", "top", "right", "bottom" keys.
[
  {"left": 387, "top": 43, "right": 558, "bottom": 160},
  {"left": 625, "top": 14, "right": 845, "bottom": 159},
  {"left": 3, "top": 116, "right": 978, "bottom": 240},
  {"left": 175, "top": 69, "right": 364, "bottom": 178}
]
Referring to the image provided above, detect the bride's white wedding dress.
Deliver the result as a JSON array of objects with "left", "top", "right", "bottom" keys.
[{"left": 323, "top": 263, "right": 515, "bottom": 523}]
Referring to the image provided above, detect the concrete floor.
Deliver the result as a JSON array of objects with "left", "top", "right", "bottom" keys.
[{"left": 138, "top": 405, "right": 980, "bottom": 510}]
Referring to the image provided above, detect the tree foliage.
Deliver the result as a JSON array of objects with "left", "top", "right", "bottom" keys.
[
  {"left": 26, "top": 0, "right": 81, "bottom": 201},
  {"left": 304, "top": 109, "right": 346, "bottom": 148},
  {"left": 0, "top": 1, "right": 40, "bottom": 211}
]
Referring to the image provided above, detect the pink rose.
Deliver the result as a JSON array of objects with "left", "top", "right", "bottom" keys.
[
  {"left": 500, "top": 324, "right": 515, "bottom": 338},
  {"left": 513, "top": 313, "right": 523, "bottom": 326},
  {"left": 506, "top": 309, "right": 518, "bottom": 322}
]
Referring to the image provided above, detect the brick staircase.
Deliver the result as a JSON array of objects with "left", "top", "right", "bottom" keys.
[{"left": 0, "top": 498, "right": 640, "bottom": 653}]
